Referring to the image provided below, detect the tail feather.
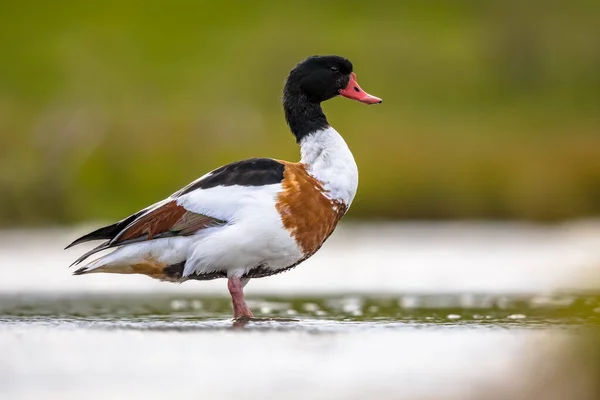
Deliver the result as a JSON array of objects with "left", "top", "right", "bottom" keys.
[
  {"left": 69, "top": 235, "right": 191, "bottom": 281},
  {"left": 65, "top": 225, "right": 119, "bottom": 249},
  {"left": 72, "top": 252, "right": 177, "bottom": 282},
  {"left": 73, "top": 265, "right": 92, "bottom": 275},
  {"left": 69, "top": 241, "right": 111, "bottom": 267},
  {"left": 65, "top": 211, "right": 145, "bottom": 249},
  {"left": 72, "top": 255, "right": 111, "bottom": 275}
]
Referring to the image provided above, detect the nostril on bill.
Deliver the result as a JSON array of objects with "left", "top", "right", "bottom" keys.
[{"left": 353, "top": 86, "right": 360, "bottom": 92}]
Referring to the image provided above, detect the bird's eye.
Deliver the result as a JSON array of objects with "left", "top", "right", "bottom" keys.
[{"left": 330, "top": 66, "right": 339, "bottom": 72}]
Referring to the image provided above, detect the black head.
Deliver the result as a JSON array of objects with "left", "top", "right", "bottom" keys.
[
  {"left": 283, "top": 55, "right": 382, "bottom": 141},
  {"left": 285, "top": 56, "right": 354, "bottom": 103}
]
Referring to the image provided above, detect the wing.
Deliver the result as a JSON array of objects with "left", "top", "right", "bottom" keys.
[
  {"left": 66, "top": 158, "right": 286, "bottom": 265},
  {"left": 67, "top": 200, "right": 226, "bottom": 266}
]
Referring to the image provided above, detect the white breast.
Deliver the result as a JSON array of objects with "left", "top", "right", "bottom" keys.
[{"left": 299, "top": 126, "right": 359, "bottom": 207}]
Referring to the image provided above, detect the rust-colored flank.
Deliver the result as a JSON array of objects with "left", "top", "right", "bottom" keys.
[
  {"left": 276, "top": 162, "right": 347, "bottom": 257},
  {"left": 89, "top": 258, "right": 174, "bottom": 281}
]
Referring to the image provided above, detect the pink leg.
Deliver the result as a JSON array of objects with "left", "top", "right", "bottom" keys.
[{"left": 227, "top": 276, "right": 254, "bottom": 319}]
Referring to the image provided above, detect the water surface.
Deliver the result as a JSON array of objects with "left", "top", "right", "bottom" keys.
[{"left": 2, "top": 223, "right": 600, "bottom": 399}]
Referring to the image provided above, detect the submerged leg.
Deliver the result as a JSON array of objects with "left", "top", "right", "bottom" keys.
[{"left": 227, "top": 276, "right": 254, "bottom": 319}]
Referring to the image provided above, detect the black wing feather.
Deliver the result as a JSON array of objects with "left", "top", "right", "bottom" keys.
[
  {"left": 64, "top": 210, "right": 146, "bottom": 249},
  {"left": 66, "top": 158, "right": 284, "bottom": 263}
]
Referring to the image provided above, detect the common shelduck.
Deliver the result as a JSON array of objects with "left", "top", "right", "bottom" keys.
[{"left": 66, "top": 55, "right": 382, "bottom": 319}]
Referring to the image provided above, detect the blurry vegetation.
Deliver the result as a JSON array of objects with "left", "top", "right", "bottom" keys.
[{"left": 0, "top": 0, "right": 599, "bottom": 225}]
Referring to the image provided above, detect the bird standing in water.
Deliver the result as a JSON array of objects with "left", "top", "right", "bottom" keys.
[{"left": 66, "top": 55, "right": 382, "bottom": 319}]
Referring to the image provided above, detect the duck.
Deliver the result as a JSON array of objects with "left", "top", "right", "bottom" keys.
[{"left": 66, "top": 55, "right": 382, "bottom": 319}]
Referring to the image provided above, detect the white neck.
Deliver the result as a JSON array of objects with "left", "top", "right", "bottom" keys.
[{"left": 299, "top": 127, "right": 359, "bottom": 206}]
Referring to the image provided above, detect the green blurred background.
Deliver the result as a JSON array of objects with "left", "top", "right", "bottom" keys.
[{"left": 1, "top": 0, "right": 598, "bottom": 226}]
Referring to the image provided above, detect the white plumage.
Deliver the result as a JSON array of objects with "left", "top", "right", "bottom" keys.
[
  {"left": 74, "top": 127, "right": 358, "bottom": 281},
  {"left": 67, "top": 54, "right": 381, "bottom": 319},
  {"left": 300, "top": 127, "right": 359, "bottom": 206}
]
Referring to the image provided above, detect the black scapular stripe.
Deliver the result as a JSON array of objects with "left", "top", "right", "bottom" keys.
[{"left": 176, "top": 158, "right": 285, "bottom": 195}]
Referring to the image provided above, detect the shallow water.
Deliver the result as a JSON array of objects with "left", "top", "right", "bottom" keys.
[
  {"left": 2, "top": 293, "right": 600, "bottom": 329},
  {"left": 2, "top": 293, "right": 600, "bottom": 400},
  {"left": 2, "top": 223, "right": 600, "bottom": 399}
]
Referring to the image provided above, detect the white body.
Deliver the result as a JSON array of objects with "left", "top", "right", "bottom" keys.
[{"left": 80, "top": 127, "right": 358, "bottom": 279}]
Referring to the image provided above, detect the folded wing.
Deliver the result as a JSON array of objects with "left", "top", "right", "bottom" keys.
[
  {"left": 66, "top": 157, "right": 286, "bottom": 267},
  {"left": 67, "top": 200, "right": 226, "bottom": 266}
]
